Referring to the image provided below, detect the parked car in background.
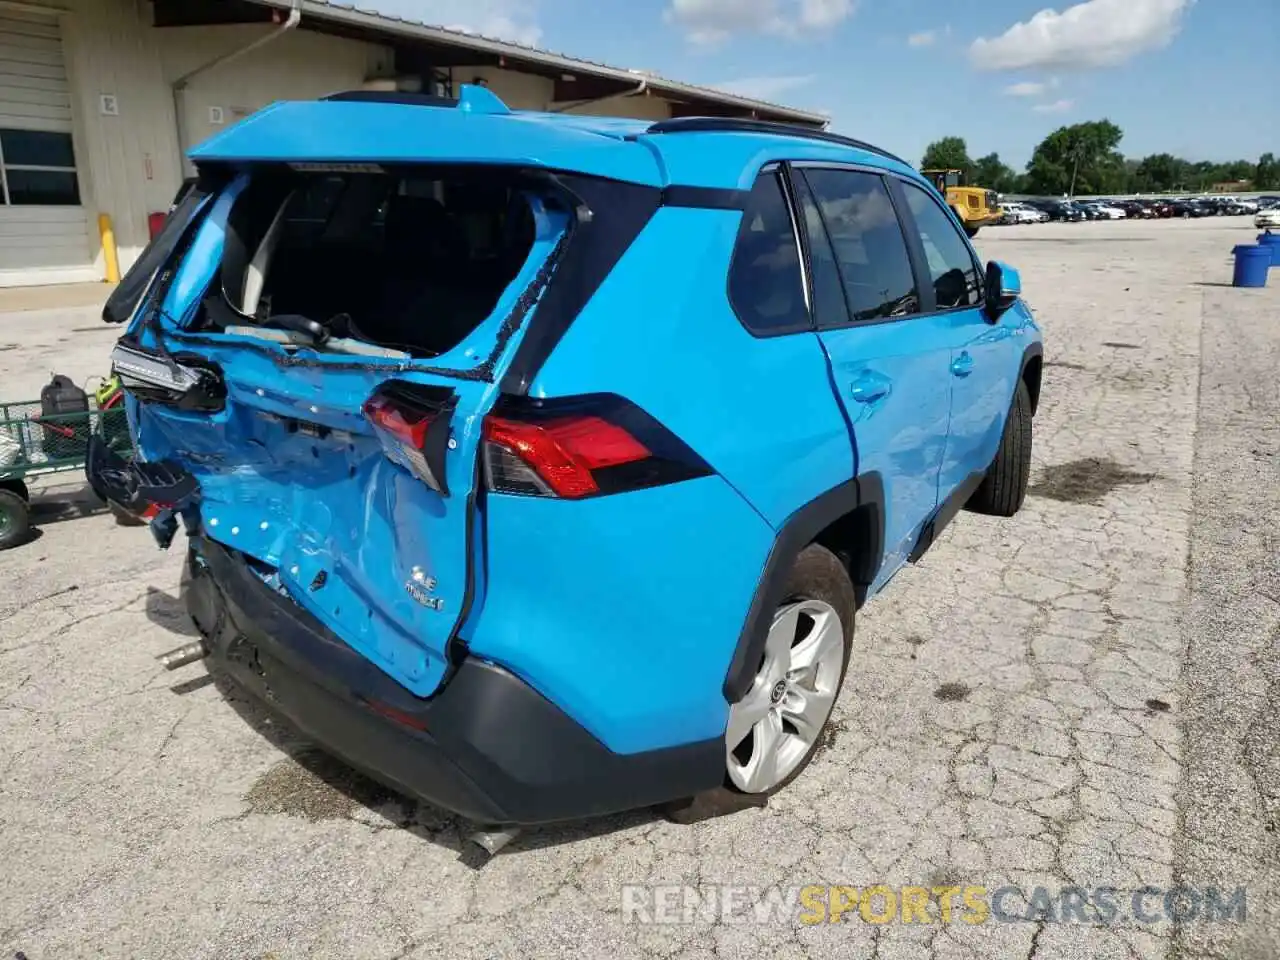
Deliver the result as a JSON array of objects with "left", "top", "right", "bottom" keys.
[
  {"left": 1089, "top": 202, "right": 1127, "bottom": 220},
  {"left": 1257, "top": 208, "right": 1280, "bottom": 229},
  {"left": 1000, "top": 202, "right": 1048, "bottom": 225},
  {"left": 1200, "top": 197, "right": 1234, "bottom": 215},
  {"left": 1169, "top": 199, "right": 1209, "bottom": 218},
  {"left": 1118, "top": 200, "right": 1155, "bottom": 219},
  {"left": 1026, "top": 199, "right": 1086, "bottom": 222}
]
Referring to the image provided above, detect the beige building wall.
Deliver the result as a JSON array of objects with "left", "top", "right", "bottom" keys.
[
  {"left": 559, "top": 94, "right": 671, "bottom": 121},
  {"left": 0, "top": 0, "right": 676, "bottom": 286},
  {"left": 159, "top": 25, "right": 393, "bottom": 177},
  {"left": 462, "top": 66, "right": 552, "bottom": 111},
  {"left": 0, "top": 0, "right": 180, "bottom": 285}
]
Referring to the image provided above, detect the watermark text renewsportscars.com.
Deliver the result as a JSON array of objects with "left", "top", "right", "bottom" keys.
[{"left": 621, "top": 884, "right": 1247, "bottom": 926}]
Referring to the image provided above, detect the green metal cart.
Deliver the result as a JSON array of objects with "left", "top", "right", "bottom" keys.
[{"left": 0, "top": 394, "right": 135, "bottom": 549}]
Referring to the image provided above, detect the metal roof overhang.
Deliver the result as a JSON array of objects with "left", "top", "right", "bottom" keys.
[{"left": 152, "top": 0, "right": 828, "bottom": 127}]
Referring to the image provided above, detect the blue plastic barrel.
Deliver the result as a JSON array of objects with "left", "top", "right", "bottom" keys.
[
  {"left": 1256, "top": 231, "right": 1280, "bottom": 266},
  {"left": 1232, "top": 245, "right": 1270, "bottom": 288}
]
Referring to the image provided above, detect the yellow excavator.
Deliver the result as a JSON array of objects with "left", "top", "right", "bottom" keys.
[{"left": 921, "top": 169, "right": 1002, "bottom": 238}]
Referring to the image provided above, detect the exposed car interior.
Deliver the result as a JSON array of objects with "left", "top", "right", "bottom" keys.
[{"left": 208, "top": 168, "right": 538, "bottom": 358}]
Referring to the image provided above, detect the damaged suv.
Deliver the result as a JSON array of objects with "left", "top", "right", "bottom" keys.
[{"left": 92, "top": 86, "right": 1043, "bottom": 837}]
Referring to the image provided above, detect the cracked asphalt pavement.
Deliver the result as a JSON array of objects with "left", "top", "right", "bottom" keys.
[{"left": 2, "top": 218, "right": 1277, "bottom": 959}]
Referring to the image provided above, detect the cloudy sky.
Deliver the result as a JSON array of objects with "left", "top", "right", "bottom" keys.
[{"left": 362, "top": 0, "right": 1277, "bottom": 168}]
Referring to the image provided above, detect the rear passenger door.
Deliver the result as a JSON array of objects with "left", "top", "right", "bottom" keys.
[
  {"left": 896, "top": 180, "right": 1015, "bottom": 501},
  {"left": 792, "top": 166, "right": 953, "bottom": 589}
]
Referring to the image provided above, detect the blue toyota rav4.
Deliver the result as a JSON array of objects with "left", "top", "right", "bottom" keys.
[{"left": 92, "top": 85, "right": 1042, "bottom": 833}]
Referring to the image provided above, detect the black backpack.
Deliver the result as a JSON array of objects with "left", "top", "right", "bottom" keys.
[{"left": 39, "top": 374, "right": 89, "bottom": 459}]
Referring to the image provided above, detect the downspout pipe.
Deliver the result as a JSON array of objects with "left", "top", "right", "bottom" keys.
[
  {"left": 170, "top": 0, "right": 302, "bottom": 172},
  {"left": 550, "top": 77, "right": 647, "bottom": 113}
]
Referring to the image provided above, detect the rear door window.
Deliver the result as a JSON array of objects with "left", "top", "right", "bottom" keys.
[
  {"left": 799, "top": 168, "right": 919, "bottom": 325},
  {"left": 728, "top": 169, "right": 809, "bottom": 335},
  {"left": 900, "top": 182, "right": 983, "bottom": 310}
]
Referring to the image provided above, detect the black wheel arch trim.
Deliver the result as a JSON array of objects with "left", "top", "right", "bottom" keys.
[
  {"left": 723, "top": 473, "right": 885, "bottom": 703},
  {"left": 1018, "top": 341, "right": 1044, "bottom": 415}
]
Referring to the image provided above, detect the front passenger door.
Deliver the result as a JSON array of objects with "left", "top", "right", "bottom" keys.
[
  {"left": 794, "top": 167, "right": 953, "bottom": 592},
  {"left": 897, "top": 180, "right": 1016, "bottom": 502}
]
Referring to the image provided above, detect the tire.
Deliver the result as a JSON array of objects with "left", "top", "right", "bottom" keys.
[
  {"left": 0, "top": 488, "right": 32, "bottom": 550},
  {"left": 0, "top": 478, "right": 28, "bottom": 502},
  {"left": 964, "top": 224, "right": 980, "bottom": 238},
  {"left": 968, "top": 378, "right": 1033, "bottom": 517},
  {"left": 724, "top": 544, "right": 856, "bottom": 798}
]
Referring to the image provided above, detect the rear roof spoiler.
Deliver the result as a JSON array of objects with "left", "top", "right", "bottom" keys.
[
  {"left": 322, "top": 84, "right": 511, "bottom": 115},
  {"left": 187, "top": 86, "right": 663, "bottom": 186}
]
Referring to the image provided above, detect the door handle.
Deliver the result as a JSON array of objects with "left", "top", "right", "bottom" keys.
[
  {"left": 950, "top": 352, "right": 974, "bottom": 377},
  {"left": 849, "top": 372, "right": 892, "bottom": 404}
]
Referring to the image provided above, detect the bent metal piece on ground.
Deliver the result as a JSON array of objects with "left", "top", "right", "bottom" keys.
[{"left": 88, "top": 85, "right": 1044, "bottom": 845}]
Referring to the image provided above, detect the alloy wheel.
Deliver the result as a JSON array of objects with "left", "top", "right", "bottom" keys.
[{"left": 725, "top": 598, "right": 844, "bottom": 793}]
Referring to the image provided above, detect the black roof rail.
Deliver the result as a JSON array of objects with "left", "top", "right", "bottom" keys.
[{"left": 642, "top": 117, "right": 909, "bottom": 168}]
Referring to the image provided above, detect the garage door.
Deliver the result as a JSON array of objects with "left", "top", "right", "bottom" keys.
[{"left": 0, "top": 7, "right": 92, "bottom": 279}]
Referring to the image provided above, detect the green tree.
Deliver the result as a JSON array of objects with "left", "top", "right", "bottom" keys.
[
  {"left": 1133, "top": 153, "right": 1187, "bottom": 193},
  {"left": 972, "top": 152, "right": 1018, "bottom": 193},
  {"left": 921, "top": 136, "right": 972, "bottom": 174},
  {"left": 1213, "top": 160, "right": 1255, "bottom": 185},
  {"left": 1024, "top": 120, "right": 1124, "bottom": 196},
  {"left": 1187, "top": 161, "right": 1215, "bottom": 190},
  {"left": 1257, "top": 153, "right": 1279, "bottom": 190}
]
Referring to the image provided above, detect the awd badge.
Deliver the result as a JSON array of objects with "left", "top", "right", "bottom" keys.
[{"left": 405, "top": 566, "right": 444, "bottom": 611}]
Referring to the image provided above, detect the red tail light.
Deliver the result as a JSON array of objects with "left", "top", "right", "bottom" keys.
[
  {"left": 483, "top": 415, "right": 650, "bottom": 499},
  {"left": 365, "top": 395, "right": 431, "bottom": 450},
  {"left": 481, "top": 394, "right": 710, "bottom": 500},
  {"left": 362, "top": 383, "right": 457, "bottom": 496}
]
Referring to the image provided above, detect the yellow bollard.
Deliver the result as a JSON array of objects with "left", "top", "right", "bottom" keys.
[{"left": 98, "top": 212, "right": 120, "bottom": 284}]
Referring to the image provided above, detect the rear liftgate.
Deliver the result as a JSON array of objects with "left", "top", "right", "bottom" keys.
[
  {"left": 90, "top": 145, "right": 747, "bottom": 848},
  {"left": 92, "top": 182, "right": 579, "bottom": 706}
]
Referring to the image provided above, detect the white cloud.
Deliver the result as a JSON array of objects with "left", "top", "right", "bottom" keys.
[
  {"left": 370, "top": 1, "right": 543, "bottom": 47},
  {"left": 713, "top": 74, "right": 816, "bottom": 101},
  {"left": 799, "top": 0, "right": 854, "bottom": 29},
  {"left": 1005, "top": 81, "right": 1047, "bottom": 96},
  {"left": 665, "top": 0, "right": 856, "bottom": 45},
  {"left": 908, "top": 24, "right": 950, "bottom": 48},
  {"left": 970, "top": 0, "right": 1192, "bottom": 71},
  {"left": 664, "top": 0, "right": 777, "bottom": 46},
  {"left": 1033, "top": 98, "right": 1075, "bottom": 113}
]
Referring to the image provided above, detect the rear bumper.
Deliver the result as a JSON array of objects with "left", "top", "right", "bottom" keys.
[{"left": 188, "top": 537, "right": 723, "bottom": 825}]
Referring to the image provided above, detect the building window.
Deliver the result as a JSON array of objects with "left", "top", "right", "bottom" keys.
[{"left": 0, "top": 129, "right": 80, "bottom": 206}]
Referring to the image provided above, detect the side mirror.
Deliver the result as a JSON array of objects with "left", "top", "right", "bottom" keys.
[{"left": 985, "top": 260, "right": 1021, "bottom": 319}]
